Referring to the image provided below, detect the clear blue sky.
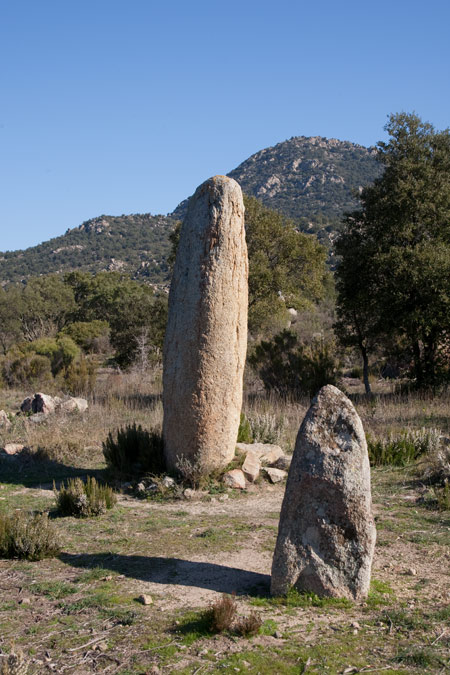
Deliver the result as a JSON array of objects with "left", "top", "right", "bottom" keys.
[{"left": 1, "top": 0, "right": 449, "bottom": 252}]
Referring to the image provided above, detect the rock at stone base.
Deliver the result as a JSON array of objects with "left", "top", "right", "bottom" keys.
[
  {"left": 236, "top": 442, "right": 284, "bottom": 466},
  {"left": 162, "top": 476, "right": 176, "bottom": 489},
  {"left": 26, "top": 413, "right": 47, "bottom": 425},
  {"left": 223, "top": 469, "right": 246, "bottom": 489},
  {"left": 264, "top": 467, "right": 288, "bottom": 483},
  {"left": 271, "top": 385, "right": 376, "bottom": 600},
  {"left": 271, "top": 455, "right": 291, "bottom": 471},
  {"left": 2, "top": 443, "right": 26, "bottom": 456},
  {"left": 242, "top": 450, "right": 261, "bottom": 482},
  {"left": 183, "top": 488, "right": 209, "bottom": 500},
  {"left": 0, "top": 410, "right": 11, "bottom": 429}
]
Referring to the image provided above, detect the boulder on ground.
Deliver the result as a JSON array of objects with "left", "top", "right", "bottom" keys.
[
  {"left": 271, "top": 385, "right": 376, "bottom": 600},
  {"left": 223, "top": 469, "right": 246, "bottom": 489},
  {"left": 20, "top": 397, "right": 33, "bottom": 413},
  {"left": 241, "top": 450, "right": 261, "bottom": 482},
  {"left": 32, "top": 393, "right": 59, "bottom": 415},
  {"left": 59, "top": 397, "right": 88, "bottom": 413},
  {"left": 2, "top": 443, "right": 26, "bottom": 456},
  {"left": 264, "top": 467, "right": 288, "bottom": 483},
  {"left": 236, "top": 442, "right": 285, "bottom": 466}
]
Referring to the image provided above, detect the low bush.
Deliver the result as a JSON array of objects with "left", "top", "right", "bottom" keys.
[
  {"left": 234, "top": 611, "right": 263, "bottom": 636},
  {"left": 55, "top": 476, "right": 116, "bottom": 517},
  {"left": 0, "top": 648, "right": 29, "bottom": 675},
  {"left": 0, "top": 511, "right": 60, "bottom": 561},
  {"left": 249, "top": 329, "right": 339, "bottom": 398},
  {"left": 103, "top": 423, "right": 165, "bottom": 477},
  {"left": 368, "top": 427, "right": 442, "bottom": 467},
  {"left": 248, "top": 411, "right": 284, "bottom": 444},
  {"left": 209, "top": 593, "right": 237, "bottom": 633}
]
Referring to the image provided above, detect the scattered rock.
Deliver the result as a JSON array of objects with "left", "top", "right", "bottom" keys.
[
  {"left": 137, "top": 594, "right": 153, "bottom": 606},
  {"left": 264, "top": 467, "right": 287, "bottom": 483},
  {"left": 20, "top": 397, "right": 33, "bottom": 413},
  {"left": 3, "top": 443, "right": 26, "bottom": 456},
  {"left": 271, "top": 455, "right": 291, "bottom": 471},
  {"left": 407, "top": 567, "right": 417, "bottom": 576},
  {"left": 19, "top": 597, "right": 31, "bottom": 605},
  {"left": 163, "top": 176, "right": 248, "bottom": 473},
  {"left": 162, "top": 476, "right": 176, "bottom": 488},
  {"left": 223, "top": 469, "right": 246, "bottom": 489},
  {"left": 96, "top": 642, "right": 108, "bottom": 652},
  {"left": 271, "top": 385, "right": 376, "bottom": 600},
  {"left": 26, "top": 413, "right": 47, "bottom": 424},
  {"left": 236, "top": 442, "right": 285, "bottom": 466},
  {"left": 0, "top": 410, "right": 11, "bottom": 429},
  {"left": 242, "top": 450, "right": 261, "bottom": 482},
  {"left": 32, "top": 392, "right": 58, "bottom": 414},
  {"left": 59, "top": 397, "right": 88, "bottom": 413}
]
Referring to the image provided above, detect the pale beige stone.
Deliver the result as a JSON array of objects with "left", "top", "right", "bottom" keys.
[
  {"left": 0, "top": 411, "right": 11, "bottom": 429},
  {"left": 3, "top": 443, "right": 25, "bottom": 455},
  {"left": 223, "top": 469, "right": 246, "bottom": 489},
  {"left": 236, "top": 442, "right": 284, "bottom": 466},
  {"left": 163, "top": 176, "right": 248, "bottom": 472},
  {"left": 264, "top": 467, "right": 288, "bottom": 483},
  {"left": 242, "top": 450, "right": 261, "bottom": 482},
  {"left": 271, "top": 385, "right": 376, "bottom": 600}
]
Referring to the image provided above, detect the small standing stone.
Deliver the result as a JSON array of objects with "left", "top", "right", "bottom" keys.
[
  {"left": 242, "top": 450, "right": 261, "bottom": 482},
  {"left": 223, "top": 469, "right": 246, "bottom": 489},
  {"left": 271, "top": 385, "right": 376, "bottom": 600}
]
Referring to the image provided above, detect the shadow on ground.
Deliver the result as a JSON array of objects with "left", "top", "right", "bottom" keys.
[
  {"left": 0, "top": 450, "right": 106, "bottom": 488},
  {"left": 60, "top": 552, "right": 270, "bottom": 597}
]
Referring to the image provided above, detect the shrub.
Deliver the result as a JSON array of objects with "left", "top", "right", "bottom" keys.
[
  {"left": 368, "top": 427, "right": 442, "bottom": 467},
  {"left": 248, "top": 411, "right": 284, "bottom": 444},
  {"left": 55, "top": 476, "right": 116, "bottom": 517},
  {"left": 62, "top": 355, "right": 97, "bottom": 395},
  {"left": 175, "top": 455, "right": 210, "bottom": 489},
  {"left": 237, "top": 413, "right": 253, "bottom": 443},
  {"left": 0, "top": 511, "right": 60, "bottom": 561},
  {"left": 103, "top": 423, "right": 165, "bottom": 477},
  {"left": 61, "top": 320, "right": 110, "bottom": 352},
  {"left": 234, "top": 611, "right": 263, "bottom": 637},
  {"left": 209, "top": 594, "right": 237, "bottom": 633},
  {"left": 249, "top": 329, "right": 339, "bottom": 398}
]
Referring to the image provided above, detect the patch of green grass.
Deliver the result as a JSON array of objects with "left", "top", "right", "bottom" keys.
[
  {"left": 75, "top": 566, "right": 115, "bottom": 583},
  {"left": 251, "top": 587, "right": 353, "bottom": 609},
  {"left": 394, "top": 646, "right": 440, "bottom": 668},
  {"left": 259, "top": 618, "right": 279, "bottom": 635},
  {"left": 171, "top": 609, "right": 214, "bottom": 645},
  {"left": 30, "top": 580, "right": 77, "bottom": 599},
  {"left": 366, "top": 578, "right": 396, "bottom": 608}
]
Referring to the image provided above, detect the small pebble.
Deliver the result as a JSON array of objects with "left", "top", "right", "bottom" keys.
[{"left": 137, "top": 594, "right": 153, "bottom": 606}]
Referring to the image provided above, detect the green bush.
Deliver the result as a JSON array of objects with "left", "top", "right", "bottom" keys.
[
  {"left": 62, "top": 355, "right": 97, "bottom": 395},
  {"left": 60, "top": 320, "right": 110, "bottom": 352},
  {"left": 237, "top": 413, "right": 253, "bottom": 443},
  {"left": 0, "top": 511, "right": 60, "bottom": 561},
  {"left": 55, "top": 476, "right": 116, "bottom": 517},
  {"left": 368, "top": 427, "right": 442, "bottom": 467},
  {"left": 248, "top": 411, "right": 285, "bottom": 444},
  {"left": 103, "top": 423, "right": 165, "bottom": 477},
  {"left": 249, "top": 329, "right": 339, "bottom": 398}
]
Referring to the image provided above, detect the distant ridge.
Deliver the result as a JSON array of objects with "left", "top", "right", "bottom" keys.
[{"left": 0, "top": 135, "right": 381, "bottom": 286}]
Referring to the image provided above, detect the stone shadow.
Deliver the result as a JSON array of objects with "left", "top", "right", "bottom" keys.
[
  {"left": 0, "top": 450, "right": 107, "bottom": 489},
  {"left": 60, "top": 552, "right": 270, "bottom": 597}
]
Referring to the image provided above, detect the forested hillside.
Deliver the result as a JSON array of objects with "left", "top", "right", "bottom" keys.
[{"left": 0, "top": 214, "right": 176, "bottom": 287}]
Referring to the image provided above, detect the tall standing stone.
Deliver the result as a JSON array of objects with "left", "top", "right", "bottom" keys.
[
  {"left": 163, "top": 176, "right": 248, "bottom": 473},
  {"left": 271, "top": 385, "right": 376, "bottom": 599}
]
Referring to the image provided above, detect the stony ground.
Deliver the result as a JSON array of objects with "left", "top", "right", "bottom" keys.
[{"left": 0, "top": 462, "right": 449, "bottom": 674}]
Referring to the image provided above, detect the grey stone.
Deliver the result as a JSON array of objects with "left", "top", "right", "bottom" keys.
[
  {"left": 163, "top": 176, "right": 248, "bottom": 473},
  {"left": 271, "top": 385, "right": 376, "bottom": 600},
  {"left": 59, "top": 397, "right": 88, "bottom": 413},
  {"left": 32, "top": 393, "right": 59, "bottom": 414},
  {"left": 162, "top": 476, "right": 176, "bottom": 488}
]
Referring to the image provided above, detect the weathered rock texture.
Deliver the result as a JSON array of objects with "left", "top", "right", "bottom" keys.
[
  {"left": 163, "top": 176, "right": 248, "bottom": 472},
  {"left": 271, "top": 385, "right": 376, "bottom": 599}
]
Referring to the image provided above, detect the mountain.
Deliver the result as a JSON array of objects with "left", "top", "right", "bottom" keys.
[
  {"left": 0, "top": 136, "right": 382, "bottom": 286},
  {"left": 173, "top": 136, "right": 382, "bottom": 245},
  {"left": 0, "top": 213, "right": 177, "bottom": 287}
]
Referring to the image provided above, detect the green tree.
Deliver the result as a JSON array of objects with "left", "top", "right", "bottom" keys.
[{"left": 335, "top": 113, "right": 450, "bottom": 389}]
